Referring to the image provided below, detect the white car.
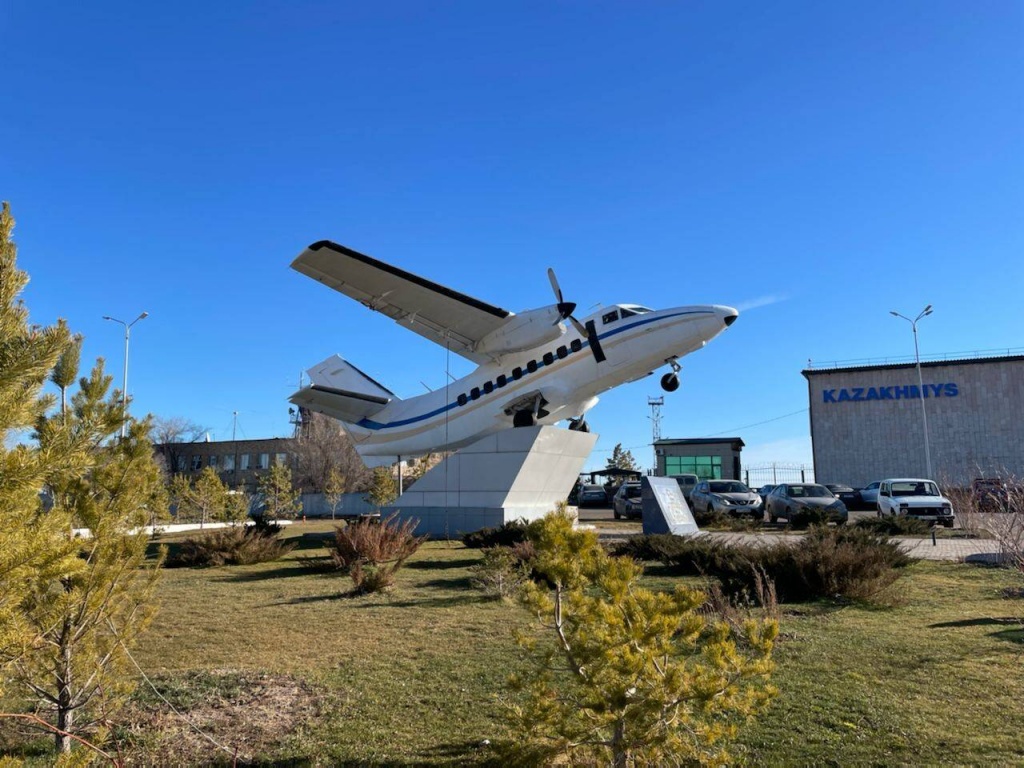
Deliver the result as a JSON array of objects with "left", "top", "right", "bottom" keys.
[{"left": 877, "top": 478, "right": 955, "bottom": 527}]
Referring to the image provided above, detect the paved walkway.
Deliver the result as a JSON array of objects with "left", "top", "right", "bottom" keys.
[{"left": 597, "top": 527, "right": 1004, "bottom": 563}]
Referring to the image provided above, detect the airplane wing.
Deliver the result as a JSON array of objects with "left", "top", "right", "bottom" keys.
[{"left": 292, "top": 241, "right": 512, "bottom": 364}]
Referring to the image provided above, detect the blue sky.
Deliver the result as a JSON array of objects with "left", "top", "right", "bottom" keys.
[{"left": 3, "top": 2, "right": 1022, "bottom": 473}]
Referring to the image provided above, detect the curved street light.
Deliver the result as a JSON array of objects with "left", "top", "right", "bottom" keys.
[
  {"left": 890, "top": 305, "right": 933, "bottom": 478},
  {"left": 102, "top": 311, "right": 149, "bottom": 438}
]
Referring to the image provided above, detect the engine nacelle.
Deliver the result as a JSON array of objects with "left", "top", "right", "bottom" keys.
[{"left": 473, "top": 306, "right": 566, "bottom": 357}]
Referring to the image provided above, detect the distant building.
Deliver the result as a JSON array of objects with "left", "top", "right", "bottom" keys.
[
  {"left": 803, "top": 353, "right": 1024, "bottom": 487},
  {"left": 153, "top": 437, "right": 295, "bottom": 493},
  {"left": 653, "top": 438, "right": 745, "bottom": 480}
]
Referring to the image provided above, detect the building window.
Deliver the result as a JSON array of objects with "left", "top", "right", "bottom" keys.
[
  {"left": 175, "top": 455, "right": 187, "bottom": 472},
  {"left": 208, "top": 455, "right": 218, "bottom": 468},
  {"left": 570, "top": 338, "right": 583, "bottom": 352},
  {"left": 258, "top": 453, "right": 270, "bottom": 469},
  {"left": 240, "top": 453, "right": 251, "bottom": 470},
  {"left": 223, "top": 454, "right": 235, "bottom": 471},
  {"left": 190, "top": 455, "right": 202, "bottom": 471},
  {"left": 665, "top": 455, "right": 722, "bottom": 480},
  {"left": 275, "top": 452, "right": 288, "bottom": 466},
  {"left": 527, "top": 360, "right": 538, "bottom": 373},
  {"left": 542, "top": 352, "right": 554, "bottom": 366}
]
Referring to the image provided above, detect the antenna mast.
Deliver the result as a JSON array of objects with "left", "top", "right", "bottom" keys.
[{"left": 648, "top": 396, "right": 664, "bottom": 474}]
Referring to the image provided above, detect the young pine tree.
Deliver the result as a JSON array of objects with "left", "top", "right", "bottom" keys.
[
  {"left": 503, "top": 509, "right": 778, "bottom": 766},
  {"left": 0, "top": 202, "right": 81, "bottom": 698},
  {"left": 257, "top": 462, "right": 302, "bottom": 521},
  {"left": 171, "top": 465, "right": 231, "bottom": 526},
  {"left": 366, "top": 466, "right": 399, "bottom": 511},
  {"left": 18, "top": 357, "right": 167, "bottom": 753}
]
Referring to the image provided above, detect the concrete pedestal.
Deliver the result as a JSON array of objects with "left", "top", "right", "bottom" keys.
[{"left": 383, "top": 425, "right": 598, "bottom": 537}]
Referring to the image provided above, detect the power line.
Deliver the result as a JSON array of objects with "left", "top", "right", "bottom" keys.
[{"left": 702, "top": 408, "right": 808, "bottom": 438}]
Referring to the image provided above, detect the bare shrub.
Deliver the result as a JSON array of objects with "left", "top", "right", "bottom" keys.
[
  {"left": 326, "top": 513, "right": 425, "bottom": 594},
  {"left": 702, "top": 567, "right": 781, "bottom": 646},
  {"left": 855, "top": 516, "right": 931, "bottom": 536},
  {"left": 167, "top": 525, "right": 295, "bottom": 568}
]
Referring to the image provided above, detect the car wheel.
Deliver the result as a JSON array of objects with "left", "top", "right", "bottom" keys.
[{"left": 614, "top": 510, "right": 620, "bottom": 520}]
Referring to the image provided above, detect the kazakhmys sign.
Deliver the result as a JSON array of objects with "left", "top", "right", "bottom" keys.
[{"left": 821, "top": 383, "right": 959, "bottom": 404}]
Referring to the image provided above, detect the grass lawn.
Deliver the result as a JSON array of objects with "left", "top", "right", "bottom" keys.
[{"left": 3, "top": 520, "right": 1024, "bottom": 765}]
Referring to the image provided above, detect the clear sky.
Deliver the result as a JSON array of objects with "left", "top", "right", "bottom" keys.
[{"left": 3, "top": 2, "right": 1022, "bottom": 474}]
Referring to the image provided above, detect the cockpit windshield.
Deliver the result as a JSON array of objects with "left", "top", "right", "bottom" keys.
[{"left": 619, "top": 304, "right": 653, "bottom": 318}]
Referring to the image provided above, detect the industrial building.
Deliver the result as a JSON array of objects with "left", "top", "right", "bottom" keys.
[{"left": 803, "top": 354, "right": 1024, "bottom": 487}]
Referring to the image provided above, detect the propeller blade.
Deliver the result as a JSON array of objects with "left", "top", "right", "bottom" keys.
[
  {"left": 547, "top": 268, "right": 563, "bottom": 304},
  {"left": 584, "top": 319, "right": 607, "bottom": 364}
]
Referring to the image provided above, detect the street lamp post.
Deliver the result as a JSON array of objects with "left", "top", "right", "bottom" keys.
[
  {"left": 890, "top": 305, "right": 933, "bottom": 478},
  {"left": 103, "top": 312, "right": 149, "bottom": 438}
]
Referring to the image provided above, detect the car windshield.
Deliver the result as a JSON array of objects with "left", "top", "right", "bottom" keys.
[
  {"left": 675, "top": 477, "right": 695, "bottom": 486},
  {"left": 827, "top": 485, "right": 853, "bottom": 492},
  {"left": 790, "top": 484, "right": 832, "bottom": 498},
  {"left": 623, "top": 485, "right": 642, "bottom": 498},
  {"left": 892, "top": 481, "right": 939, "bottom": 496},
  {"left": 709, "top": 481, "right": 749, "bottom": 493}
]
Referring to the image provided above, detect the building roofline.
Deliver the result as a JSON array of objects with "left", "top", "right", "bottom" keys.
[
  {"left": 802, "top": 353, "right": 1024, "bottom": 378},
  {"left": 654, "top": 437, "right": 745, "bottom": 447}
]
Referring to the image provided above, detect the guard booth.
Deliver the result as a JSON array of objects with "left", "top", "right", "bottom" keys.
[{"left": 653, "top": 437, "right": 745, "bottom": 481}]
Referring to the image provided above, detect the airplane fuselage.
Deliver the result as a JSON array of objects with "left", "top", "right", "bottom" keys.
[{"left": 342, "top": 303, "right": 738, "bottom": 461}]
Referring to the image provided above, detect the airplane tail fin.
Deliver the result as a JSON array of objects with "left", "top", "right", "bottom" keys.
[{"left": 289, "top": 354, "right": 398, "bottom": 425}]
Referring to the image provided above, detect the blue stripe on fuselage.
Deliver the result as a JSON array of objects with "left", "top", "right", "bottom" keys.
[{"left": 355, "top": 309, "right": 712, "bottom": 430}]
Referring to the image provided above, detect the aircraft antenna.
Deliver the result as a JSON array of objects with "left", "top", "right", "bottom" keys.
[{"left": 648, "top": 396, "right": 664, "bottom": 474}]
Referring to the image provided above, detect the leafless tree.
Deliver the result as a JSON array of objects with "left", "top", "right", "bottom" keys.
[
  {"left": 150, "top": 416, "right": 208, "bottom": 476},
  {"left": 290, "top": 411, "right": 371, "bottom": 493}
]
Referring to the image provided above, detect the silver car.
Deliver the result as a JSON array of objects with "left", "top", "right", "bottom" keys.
[
  {"left": 766, "top": 483, "right": 848, "bottom": 524},
  {"left": 689, "top": 480, "right": 761, "bottom": 518}
]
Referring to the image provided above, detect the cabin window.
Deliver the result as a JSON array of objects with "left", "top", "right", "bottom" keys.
[
  {"left": 496, "top": 374, "right": 507, "bottom": 388},
  {"left": 471, "top": 387, "right": 480, "bottom": 400},
  {"left": 570, "top": 338, "right": 583, "bottom": 352},
  {"left": 556, "top": 345, "right": 568, "bottom": 359},
  {"left": 483, "top": 381, "right": 494, "bottom": 394},
  {"left": 620, "top": 308, "right": 636, "bottom": 318},
  {"left": 512, "top": 367, "right": 523, "bottom": 380},
  {"left": 602, "top": 310, "right": 620, "bottom": 324},
  {"left": 457, "top": 393, "right": 468, "bottom": 406},
  {"left": 527, "top": 360, "right": 538, "bottom": 373},
  {"left": 543, "top": 352, "right": 554, "bottom": 366}
]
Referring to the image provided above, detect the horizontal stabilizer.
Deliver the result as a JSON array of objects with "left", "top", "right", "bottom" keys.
[{"left": 290, "top": 355, "right": 396, "bottom": 424}]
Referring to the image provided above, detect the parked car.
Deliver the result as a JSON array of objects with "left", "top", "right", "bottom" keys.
[
  {"left": 877, "top": 478, "right": 955, "bottom": 527},
  {"left": 756, "top": 484, "right": 776, "bottom": 511},
  {"left": 824, "top": 483, "right": 861, "bottom": 510},
  {"left": 971, "top": 477, "right": 1009, "bottom": 512},
  {"left": 577, "top": 484, "right": 609, "bottom": 508},
  {"left": 765, "top": 483, "right": 848, "bottom": 524},
  {"left": 672, "top": 474, "right": 699, "bottom": 503},
  {"left": 857, "top": 481, "right": 881, "bottom": 509},
  {"left": 612, "top": 482, "right": 643, "bottom": 520},
  {"left": 689, "top": 480, "right": 762, "bottom": 518}
]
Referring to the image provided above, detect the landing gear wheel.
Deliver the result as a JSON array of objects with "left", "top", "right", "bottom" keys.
[
  {"left": 568, "top": 418, "right": 590, "bottom": 433},
  {"left": 660, "top": 373, "right": 680, "bottom": 392},
  {"left": 513, "top": 410, "right": 535, "bottom": 428}
]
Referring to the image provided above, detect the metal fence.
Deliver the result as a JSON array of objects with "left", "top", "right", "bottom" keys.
[{"left": 743, "top": 463, "right": 815, "bottom": 488}]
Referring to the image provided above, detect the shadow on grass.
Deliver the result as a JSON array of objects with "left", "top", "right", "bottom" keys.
[
  {"left": 283, "top": 532, "right": 337, "bottom": 552},
  {"left": 216, "top": 564, "right": 322, "bottom": 582},
  {"left": 929, "top": 616, "right": 1024, "bottom": 644},
  {"left": 406, "top": 558, "right": 478, "bottom": 571},
  {"left": 419, "top": 576, "right": 475, "bottom": 591},
  {"left": 417, "top": 739, "right": 497, "bottom": 764}
]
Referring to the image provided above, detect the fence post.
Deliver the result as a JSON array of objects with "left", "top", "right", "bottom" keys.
[{"left": 801, "top": 468, "right": 806, "bottom": 482}]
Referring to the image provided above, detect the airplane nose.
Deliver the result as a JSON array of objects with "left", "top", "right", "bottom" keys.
[
  {"left": 717, "top": 306, "right": 739, "bottom": 327},
  {"left": 724, "top": 311, "right": 738, "bottom": 327}
]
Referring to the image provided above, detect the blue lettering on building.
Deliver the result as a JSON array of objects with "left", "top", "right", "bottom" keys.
[{"left": 823, "top": 382, "right": 959, "bottom": 404}]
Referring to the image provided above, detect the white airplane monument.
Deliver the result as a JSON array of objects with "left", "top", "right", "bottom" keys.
[{"left": 290, "top": 240, "right": 738, "bottom": 534}]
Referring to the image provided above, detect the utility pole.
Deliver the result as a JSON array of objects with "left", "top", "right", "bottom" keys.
[{"left": 648, "top": 396, "right": 664, "bottom": 475}]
